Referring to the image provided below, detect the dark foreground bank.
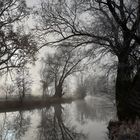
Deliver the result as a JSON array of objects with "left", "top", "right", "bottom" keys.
[{"left": 108, "top": 120, "right": 140, "bottom": 140}]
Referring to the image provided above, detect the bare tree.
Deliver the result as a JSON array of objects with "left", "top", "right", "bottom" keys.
[
  {"left": 0, "top": 0, "right": 38, "bottom": 75},
  {"left": 36, "top": 0, "right": 140, "bottom": 120},
  {"left": 40, "top": 80, "right": 49, "bottom": 98},
  {"left": 14, "top": 67, "right": 32, "bottom": 101},
  {"left": 0, "top": 83, "right": 15, "bottom": 100},
  {"left": 40, "top": 45, "right": 87, "bottom": 98}
]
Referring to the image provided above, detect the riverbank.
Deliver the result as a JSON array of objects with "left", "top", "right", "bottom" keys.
[
  {"left": 108, "top": 120, "right": 140, "bottom": 140},
  {"left": 0, "top": 96, "right": 79, "bottom": 113}
]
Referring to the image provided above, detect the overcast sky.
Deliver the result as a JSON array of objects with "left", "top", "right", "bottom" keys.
[{"left": 26, "top": 0, "right": 40, "bottom": 7}]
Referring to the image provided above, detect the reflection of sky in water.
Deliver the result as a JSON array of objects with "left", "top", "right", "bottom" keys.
[
  {"left": 5, "top": 131, "right": 15, "bottom": 140},
  {"left": 0, "top": 96, "right": 115, "bottom": 140},
  {"left": 64, "top": 103, "right": 107, "bottom": 140},
  {"left": 63, "top": 96, "right": 115, "bottom": 140}
]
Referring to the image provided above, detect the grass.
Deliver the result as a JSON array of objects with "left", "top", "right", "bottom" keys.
[{"left": 108, "top": 119, "right": 140, "bottom": 140}]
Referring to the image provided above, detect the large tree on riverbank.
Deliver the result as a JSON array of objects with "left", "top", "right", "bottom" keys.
[{"left": 36, "top": 0, "right": 140, "bottom": 120}]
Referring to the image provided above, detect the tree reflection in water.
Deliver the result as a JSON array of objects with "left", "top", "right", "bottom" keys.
[
  {"left": 75, "top": 97, "right": 115, "bottom": 124},
  {"left": 37, "top": 104, "right": 86, "bottom": 140},
  {"left": 0, "top": 98, "right": 115, "bottom": 140},
  {"left": 0, "top": 111, "right": 30, "bottom": 140}
]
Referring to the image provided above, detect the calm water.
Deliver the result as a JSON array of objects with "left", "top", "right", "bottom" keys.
[{"left": 0, "top": 96, "right": 115, "bottom": 140}]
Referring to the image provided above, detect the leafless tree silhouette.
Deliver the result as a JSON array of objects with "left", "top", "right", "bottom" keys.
[{"left": 36, "top": 0, "right": 140, "bottom": 120}]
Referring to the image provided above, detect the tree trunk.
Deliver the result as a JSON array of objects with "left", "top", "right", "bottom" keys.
[
  {"left": 54, "top": 83, "right": 63, "bottom": 98},
  {"left": 126, "top": 66, "right": 140, "bottom": 117},
  {"left": 115, "top": 56, "right": 132, "bottom": 120},
  {"left": 132, "top": 66, "right": 140, "bottom": 92}
]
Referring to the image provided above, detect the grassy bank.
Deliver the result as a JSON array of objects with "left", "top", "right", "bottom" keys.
[
  {"left": 0, "top": 96, "right": 78, "bottom": 113},
  {"left": 108, "top": 120, "right": 140, "bottom": 140}
]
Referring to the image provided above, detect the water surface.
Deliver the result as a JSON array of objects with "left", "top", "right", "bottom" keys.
[{"left": 0, "top": 96, "right": 115, "bottom": 140}]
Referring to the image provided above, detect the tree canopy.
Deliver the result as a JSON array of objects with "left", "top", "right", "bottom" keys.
[
  {"left": 0, "top": 0, "right": 38, "bottom": 74},
  {"left": 36, "top": 0, "right": 140, "bottom": 120},
  {"left": 40, "top": 44, "right": 88, "bottom": 97}
]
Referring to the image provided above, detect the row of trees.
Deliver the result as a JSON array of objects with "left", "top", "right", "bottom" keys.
[
  {"left": 0, "top": 0, "right": 38, "bottom": 100},
  {"left": 0, "top": 67, "right": 32, "bottom": 101},
  {"left": 35, "top": 0, "right": 140, "bottom": 120},
  {"left": 75, "top": 74, "right": 115, "bottom": 99},
  {"left": 1, "top": 0, "right": 140, "bottom": 121}
]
